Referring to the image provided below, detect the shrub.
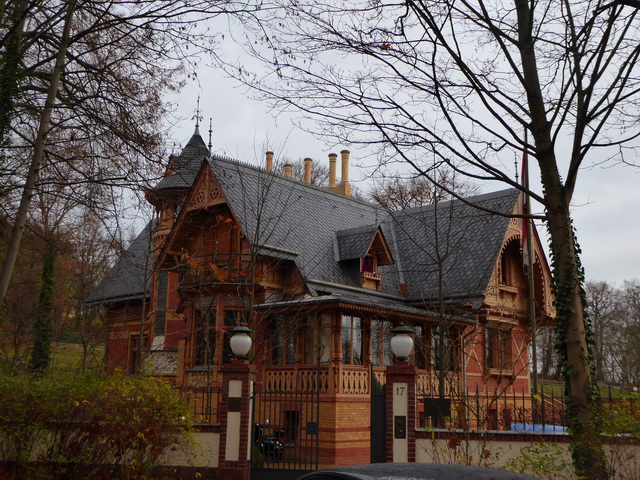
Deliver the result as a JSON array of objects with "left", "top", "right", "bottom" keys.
[
  {"left": 0, "top": 372, "right": 193, "bottom": 479},
  {"left": 600, "top": 396, "right": 640, "bottom": 480},
  {"left": 600, "top": 395, "right": 640, "bottom": 438},
  {"left": 502, "top": 442, "right": 574, "bottom": 480}
]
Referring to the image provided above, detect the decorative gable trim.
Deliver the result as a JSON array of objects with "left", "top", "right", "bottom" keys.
[
  {"left": 334, "top": 225, "right": 394, "bottom": 265},
  {"left": 156, "top": 159, "right": 233, "bottom": 268},
  {"left": 184, "top": 166, "right": 226, "bottom": 212}
]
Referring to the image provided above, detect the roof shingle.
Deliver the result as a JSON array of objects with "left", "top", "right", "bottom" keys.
[{"left": 88, "top": 131, "right": 521, "bottom": 310}]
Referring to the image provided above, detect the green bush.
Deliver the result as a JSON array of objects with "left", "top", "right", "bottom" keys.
[
  {"left": 0, "top": 372, "right": 193, "bottom": 479},
  {"left": 502, "top": 442, "right": 574, "bottom": 480},
  {"left": 600, "top": 396, "right": 640, "bottom": 480},
  {"left": 600, "top": 395, "right": 640, "bottom": 438}
]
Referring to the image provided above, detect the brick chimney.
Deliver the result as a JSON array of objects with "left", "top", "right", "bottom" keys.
[
  {"left": 326, "top": 151, "right": 351, "bottom": 196},
  {"left": 328, "top": 153, "right": 337, "bottom": 188},
  {"left": 266, "top": 151, "right": 274, "bottom": 173},
  {"left": 340, "top": 149, "right": 352, "bottom": 196},
  {"left": 304, "top": 158, "right": 313, "bottom": 185},
  {"left": 284, "top": 163, "right": 292, "bottom": 178}
]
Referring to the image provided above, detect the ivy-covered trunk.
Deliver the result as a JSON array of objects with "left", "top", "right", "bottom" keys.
[
  {"left": 544, "top": 183, "right": 607, "bottom": 480},
  {"left": 0, "top": 0, "right": 27, "bottom": 147},
  {"left": 515, "top": 0, "right": 607, "bottom": 475},
  {"left": 29, "top": 240, "right": 56, "bottom": 374}
]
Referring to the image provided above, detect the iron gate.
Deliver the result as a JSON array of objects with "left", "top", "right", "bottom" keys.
[{"left": 250, "top": 383, "right": 319, "bottom": 480}]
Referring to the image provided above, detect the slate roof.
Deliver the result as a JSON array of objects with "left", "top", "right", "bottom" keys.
[
  {"left": 88, "top": 130, "right": 522, "bottom": 312},
  {"left": 85, "top": 221, "right": 154, "bottom": 304},
  {"left": 208, "top": 156, "right": 401, "bottom": 295},
  {"left": 154, "top": 128, "right": 209, "bottom": 192},
  {"left": 391, "top": 189, "right": 519, "bottom": 305},
  {"left": 335, "top": 225, "right": 378, "bottom": 261}
]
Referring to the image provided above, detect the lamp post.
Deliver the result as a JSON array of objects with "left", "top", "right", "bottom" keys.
[
  {"left": 386, "top": 325, "right": 417, "bottom": 463},
  {"left": 229, "top": 325, "right": 253, "bottom": 360},
  {"left": 390, "top": 325, "right": 414, "bottom": 363},
  {"left": 220, "top": 325, "right": 255, "bottom": 474}
]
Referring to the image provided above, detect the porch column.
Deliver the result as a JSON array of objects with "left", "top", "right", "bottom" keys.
[
  {"left": 385, "top": 361, "right": 417, "bottom": 463},
  {"left": 218, "top": 359, "right": 256, "bottom": 480}
]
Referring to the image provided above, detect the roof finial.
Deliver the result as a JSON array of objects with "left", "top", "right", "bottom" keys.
[
  {"left": 193, "top": 96, "right": 202, "bottom": 135},
  {"left": 208, "top": 118, "right": 213, "bottom": 153},
  {"left": 515, "top": 156, "right": 519, "bottom": 183}
]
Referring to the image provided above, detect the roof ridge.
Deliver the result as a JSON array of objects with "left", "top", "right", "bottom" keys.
[
  {"left": 212, "top": 155, "right": 385, "bottom": 211},
  {"left": 393, "top": 188, "right": 517, "bottom": 216}
]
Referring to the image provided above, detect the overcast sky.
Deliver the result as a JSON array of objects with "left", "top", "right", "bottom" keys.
[{"left": 167, "top": 47, "right": 640, "bottom": 287}]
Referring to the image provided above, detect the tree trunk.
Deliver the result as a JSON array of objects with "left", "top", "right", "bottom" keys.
[
  {"left": 0, "top": 0, "right": 27, "bottom": 146},
  {"left": 514, "top": 0, "right": 607, "bottom": 475},
  {"left": 29, "top": 239, "right": 56, "bottom": 374},
  {"left": 544, "top": 184, "right": 607, "bottom": 479},
  {"left": 0, "top": 0, "right": 76, "bottom": 304}
]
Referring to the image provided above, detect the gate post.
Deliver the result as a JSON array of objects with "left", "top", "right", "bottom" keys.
[
  {"left": 218, "top": 358, "right": 257, "bottom": 480},
  {"left": 385, "top": 327, "right": 418, "bottom": 463}
]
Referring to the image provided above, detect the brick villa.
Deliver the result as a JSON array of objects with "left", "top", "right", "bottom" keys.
[{"left": 87, "top": 126, "right": 555, "bottom": 467}]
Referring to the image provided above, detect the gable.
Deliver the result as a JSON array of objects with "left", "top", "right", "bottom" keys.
[
  {"left": 155, "top": 159, "right": 238, "bottom": 267},
  {"left": 184, "top": 164, "right": 227, "bottom": 213},
  {"left": 392, "top": 189, "right": 520, "bottom": 304},
  {"left": 335, "top": 225, "right": 393, "bottom": 265}
]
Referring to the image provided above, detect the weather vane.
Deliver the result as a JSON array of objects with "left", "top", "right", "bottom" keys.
[
  {"left": 193, "top": 95, "right": 203, "bottom": 128},
  {"left": 208, "top": 118, "right": 213, "bottom": 153}
]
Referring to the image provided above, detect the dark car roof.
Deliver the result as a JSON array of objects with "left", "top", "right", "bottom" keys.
[{"left": 297, "top": 463, "right": 539, "bottom": 480}]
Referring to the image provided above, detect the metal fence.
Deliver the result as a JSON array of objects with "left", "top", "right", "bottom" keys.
[
  {"left": 177, "top": 385, "right": 223, "bottom": 425},
  {"left": 252, "top": 386, "right": 320, "bottom": 471},
  {"left": 420, "top": 387, "right": 565, "bottom": 432},
  {"left": 419, "top": 385, "right": 638, "bottom": 432}
]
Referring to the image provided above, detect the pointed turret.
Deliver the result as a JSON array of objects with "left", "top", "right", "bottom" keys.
[
  {"left": 152, "top": 128, "right": 210, "bottom": 195},
  {"left": 146, "top": 126, "right": 210, "bottom": 251}
]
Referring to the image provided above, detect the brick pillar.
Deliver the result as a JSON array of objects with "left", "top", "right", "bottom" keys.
[
  {"left": 218, "top": 359, "right": 257, "bottom": 480},
  {"left": 385, "top": 361, "right": 417, "bottom": 463}
]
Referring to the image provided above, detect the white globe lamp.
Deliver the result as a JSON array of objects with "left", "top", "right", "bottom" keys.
[
  {"left": 230, "top": 326, "right": 253, "bottom": 359},
  {"left": 390, "top": 325, "right": 414, "bottom": 363}
]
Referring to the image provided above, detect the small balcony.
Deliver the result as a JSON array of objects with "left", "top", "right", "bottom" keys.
[
  {"left": 360, "top": 271, "right": 381, "bottom": 290},
  {"left": 179, "top": 253, "right": 254, "bottom": 287}
]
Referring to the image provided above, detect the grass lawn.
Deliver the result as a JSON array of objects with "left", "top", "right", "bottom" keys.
[
  {"left": 50, "top": 343, "right": 105, "bottom": 376},
  {"left": 541, "top": 381, "right": 634, "bottom": 399}
]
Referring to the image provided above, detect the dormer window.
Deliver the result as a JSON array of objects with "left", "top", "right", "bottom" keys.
[
  {"left": 361, "top": 254, "right": 381, "bottom": 289},
  {"left": 335, "top": 225, "right": 394, "bottom": 291},
  {"left": 362, "top": 255, "right": 375, "bottom": 274}
]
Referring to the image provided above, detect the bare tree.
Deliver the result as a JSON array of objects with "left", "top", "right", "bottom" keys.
[
  {"left": 370, "top": 170, "right": 479, "bottom": 210},
  {"left": 220, "top": 1, "right": 640, "bottom": 476},
  {"left": 619, "top": 280, "right": 640, "bottom": 386},
  {"left": 0, "top": 0, "right": 256, "bottom": 305},
  {"left": 586, "top": 281, "right": 624, "bottom": 383},
  {"left": 276, "top": 157, "right": 330, "bottom": 186}
]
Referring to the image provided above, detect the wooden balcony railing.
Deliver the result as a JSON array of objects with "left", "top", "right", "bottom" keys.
[
  {"left": 262, "top": 365, "right": 459, "bottom": 396},
  {"left": 180, "top": 252, "right": 254, "bottom": 285},
  {"left": 416, "top": 371, "right": 462, "bottom": 397},
  {"left": 263, "top": 365, "right": 374, "bottom": 395}
]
